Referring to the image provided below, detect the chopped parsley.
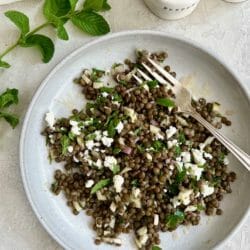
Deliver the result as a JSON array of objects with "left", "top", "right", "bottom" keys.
[
  {"left": 174, "top": 145, "right": 182, "bottom": 156},
  {"left": 146, "top": 80, "right": 158, "bottom": 89},
  {"left": 178, "top": 132, "right": 186, "bottom": 144},
  {"left": 166, "top": 210, "right": 185, "bottom": 229},
  {"left": 152, "top": 140, "right": 165, "bottom": 152},
  {"left": 156, "top": 98, "right": 175, "bottom": 108},
  {"left": 60, "top": 135, "right": 70, "bottom": 155},
  {"left": 131, "top": 179, "right": 139, "bottom": 187},
  {"left": 91, "top": 178, "right": 111, "bottom": 194},
  {"left": 112, "top": 165, "right": 120, "bottom": 174}
]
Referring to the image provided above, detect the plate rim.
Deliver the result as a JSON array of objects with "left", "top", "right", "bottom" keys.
[{"left": 19, "top": 30, "right": 250, "bottom": 250}]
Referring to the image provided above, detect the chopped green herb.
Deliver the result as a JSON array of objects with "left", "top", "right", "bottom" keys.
[
  {"left": 86, "top": 102, "right": 96, "bottom": 110},
  {"left": 146, "top": 80, "right": 158, "bottom": 89},
  {"left": 152, "top": 140, "right": 165, "bottom": 152},
  {"left": 131, "top": 179, "right": 139, "bottom": 187},
  {"left": 196, "top": 204, "right": 205, "bottom": 211},
  {"left": 86, "top": 133, "right": 96, "bottom": 141},
  {"left": 174, "top": 145, "right": 182, "bottom": 156},
  {"left": 0, "top": 88, "right": 18, "bottom": 109},
  {"left": 96, "top": 95, "right": 107, "bottom": 106},
  {"left": 166, "top": 210, "right": 185, "bottom": 229},
  {"left": 100, "top": 87, "right": 114, "bottom": 93},
  {"left": 211, "top": 176, "right": 221, "bottom": 187},
  {"left": 113, "top": 147, "right": 121, "bottom": 155},
  {"left": 137, "top": 145, "right": 145, "bottom": 153},
  {"left": 105, "top": 111, "right": 120, "bottom": 137},
  {"left": 178, "top": 132, "right": 186, "bottom": 144},
  {"left": 176, "top": 168, "right": 187, "bottom": 183},
  {"left": 90, "top": 68, "right": 105, "bottom": 81},
  {"left": 156, "top": 98, "right": 175, "bottom": 108},
  {"left": 112, "top": 165, "right": 120, "bottom": 174},
  {"left": 169, "top": 169, "right": 186, "bottom": 196},
  {"left": 152, "top": 246, "right": 162, "bottom": 250},
  {"left": 60, "top": 135, "right": 70, "bottom": 155},
  {"left": 218, "top": 152, "right": 225, "bottom": 163},
  {"left": 134, "top": 127, "right": 142, "bottom": 136},
  {"left": 68, "top": 131, "right": 76, "bottom": 140},
  {"left": 118, "top": 80, "right": 127, "bottom": 86},
  {"left": 51, "top": 181, "right": 58, "bottom": 193},
  {"left": 91, "top": 178, "right": 111, "bottom": 194},
  {"left": 112, "top": 92, "right": 123, "bottom": 102}
]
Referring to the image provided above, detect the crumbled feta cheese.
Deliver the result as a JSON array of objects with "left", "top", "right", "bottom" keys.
[
  {"left": 137, "top": 226, "right": 147, "bottom": 236},
  {"left": 116, "top": 121, "right": 124, "bottom": 134},
  {"left": 143, "top": 84, "right": 149, "bottom": 91},
  {"left": 94, "top": 159, "right": 102, "bottom": 169},
  {"left": 67, "top": 146, "right": 73, "bottom": 153},
  {"left": 113, "top": 175, "right": 124, "bottom": 193},
  {"left": 145, "top": 153, "right": 152, "bottom": 161},
  {"left": 73, "top": 156, "right": 79, "bottom": 163},
  {"left": 130, "top": 188, "right": 141, "bottom": 208},
  {"left": 85, "top": 179, "right": 94, "bottom": 188},
  {"left": 184, "top": 205, "right": 197, "bottom": 212},
  {"left": 81, "top": 74, "right": 91, "bottom": 84},
  {"left": 101, "top": 136, "right": 114, "bottom": 147},
  {"left": 110, "top": 202, "right": 117, "bottom": 212},
  {"left": 93, "top": 82, "right": 104, "bottom": 89},
  {"left": 185, "top": 163, "right": 204, "bottom": 180},
  {"left": 224, "top": 157, "right": 230, "bottom": 165},
  {"left": 96, "top": 191, "right": 107, "bottom": 201},
  {"left": 172, "top": 189, "right": 193, "bottom": 208},
  {"left": 102, "top": 237, "right": 122, "bottom": 246},
  {"left": 85, "top": 140, "right": 95, "bottom": 150},
  {"left": 150, "top": 125, "right": 164, "bottom": 140},
  {"left": 124, "top": 107, "right": 137, "bottom": 123},
  {"left": 181, "top": 152, "right": 191, "bottom": 163},
  {"left": 102, "top": 92, "right": 109, "bottom": 97},
  {"left": 169, "top": 165, "right": 174, "bottom": 170},
  {"left": 104, "top": 156, "right": 117, "bottom": 171},
  {"left": 204, "top": 152, "right": 213, "bottom": 160},
  {"left": 177, "top": 116, "right": 188, "bottom": 126},
  {"left": 199, "top": 136, "right": 214, "bottom": 150},
  {"left": 136, "top": 234, "right": 148, "bottom": 248},
  {"left": 167, "top": 139, "right": 178, "bottom": 149},
  {"left": 154, "top": 214, "right": 159, "bottom": 226},
  {"left": 70, "top": 120, "right": 81, "bottom": 135},
  {"left": 192, "top": 149, "right": 206, "bottom": 166},
  {"left": 94, "top": 130, "right": 102, "bottom": 141},
  {"left": 166, "top": 126, "right": 177, "bottom": 139},
  {"left": 109, "top": 216, "right": 116, "bottom": 228},
  {"left": 45, "top": 112, "right": 55, "bottom": 129},
  {"left": 201, "top": 182, "right": 214, "bottom": 197}
]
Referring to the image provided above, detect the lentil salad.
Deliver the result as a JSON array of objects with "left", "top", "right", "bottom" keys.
[{"left": 42, "top": 50, "right": 236, "bottom": 250}]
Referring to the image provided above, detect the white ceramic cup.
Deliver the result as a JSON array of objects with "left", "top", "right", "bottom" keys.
[{"left": 144, "top": 0, "right": 201, "bottom": 20}]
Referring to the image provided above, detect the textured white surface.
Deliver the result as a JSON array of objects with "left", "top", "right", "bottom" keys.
[{"left": 0, "top": 0, "right": 249, "bottom": 250}]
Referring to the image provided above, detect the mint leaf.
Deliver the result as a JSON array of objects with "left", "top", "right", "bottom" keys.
[
  {"left": 178, "top": 132, "right": 186, "bottom": 144},
  {"left": 83, "top": 0, "right": 104, "bottom": 12},
  {"left": 57, "top": 24, "right": 69, "bottom": 40},
  {"left": 5, "top": 10, "right": 29, "bottom": 35},
  {"left": 24, "top": 34, "right": 54, "bottom": 63},
  {"left": 0, "top": 112, "right": 19, "bottom": 128},
  {"left": 102, "top": 0, "right": 111, "bottom": 11},
  {"left": 0, "top": 88, "right": 18, "bottom": 109},
  {"left": 112, "top": 165, "right": 120, "bottom": 174},
  {"left": 152, "top": 140, "right": 165, "bottom": 152},
  {"left": 113, "top": 147, "right": 121, "bottom": 155},
  {"left": 69, "top": 0, "right": 78, "bottom": 10},
  {"left": 156, "top": 98, "right": 175, "bottom": 108},
  {"left": 174, "top": 145, "right": 181, "bottom": 156},
  {"left": 166, "top": 210, "right": 185, "bottom": 229},
  {"left": 91, "top": 178, "right": 111, "bottom": 194},
  {"left": 71, "top": 11, "right": 110, "bottom": 36},
  {"left": 60, "top": 135, "right": 70, "bottom": 155},
  {"left": 146, "top": 80, "right": 158, "bottom": 89},
  {"left": 0, "top": 60, "right": 11, "bottom": 68},
  {"left": 152, "top": 246, "right": 162, "bottom": 250}
]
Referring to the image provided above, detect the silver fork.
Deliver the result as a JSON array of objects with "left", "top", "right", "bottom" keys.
[{"left": 133, "top": 57, "right": 250, "bottom": 171}]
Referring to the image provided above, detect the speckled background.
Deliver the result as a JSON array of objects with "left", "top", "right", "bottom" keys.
[{"left": 0, "top": 0, "right": 249, "bottom": 249}]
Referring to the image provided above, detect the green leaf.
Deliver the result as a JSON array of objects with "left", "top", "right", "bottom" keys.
[
  {"left": 175, "top": 168, "right": 186, "bottom": 183},
  {"left": 71, "top": 10, "right": 110, "bottom": 36},
  {"left": 146, "top": 80, "right": 158, "bottom": 89},
  {"left": 24, "top": 34, "right": 54, "bottom": 63},
  {"left": 102, "top": 0, "right": 111, "bottom": 11},
  {"left": 174, "top": 145, "right": 182, "bottom": 157},
  {"left": 218, "top": 152, "right": 225, "bottom": 163},
  {"left": 156, "top": 98, "right": 175, "bottom": 108},
  {"left": 112, "top": 165, "right": 120, "bottom": 174},
  {"left": 68, "top": 131, "right": 75, "bottom": 140},
  {"left": 178, "top": 132, "right": 186, "bottom": 144},
  {"left": 107, "top": 116, "right": 120, "bottom": 137},
  {"left": 43, "top": 0, "right": 71, "bottom": 23},
  {"left": 134, "top": 128, "right": 141, "bottom": 136},
  {"left": 152, "top": 140, "right": 165, "bottom": 152},
  {"left": 131, "top": 179, "right": 139, "bottom": 187},
  {"left": 100, "top": 87, "right": 114, "bottom": 93},
  {"left": 196, "top": 204, "right": 205, "bottom": 211},
  {"left": 166, "top": 210, "right": 185, "bottom": 229},
  {"left": 0, "top": 112, "right": 19, "bottom": 128},
  {"left": 137, "top": 145, "right": 145, "bottom": 153},
  {"left": 5, "top": 10, "right": 29, "bottom": 35},
  {"left": 91, "top": 178, "right": 111, "bottom": 194},
  {"left": 57, "top": 24, "right": 69, "bottom": 40},
  {"left": 169, "top": 169, "right": 186, "bottom": 196},
  {"left": 86, "top": 133, "right": 96, "bottom": 140},
  {"left": 112, "top": 93, "right": 123, "bottom": 103},
  {"left": 60, "top": 135, "right": 70, "bottom": 155},
  {"left": 113, "top": 147, "right": 121, "bottom": 155},
  {"left": 83, "top": 0, "right": 104, "bottom": 12},
  {"left": 152, "top": 246, "right": 162, "bottom": 250},
  {"left": 0, "top": 60, "right": 11, "bottom": 68},
  {"left": 0, "top": 88, "right": 18, "bottom": 109},
  {"left": 69, "top": 0, "right": 78, "bottom": 10}
]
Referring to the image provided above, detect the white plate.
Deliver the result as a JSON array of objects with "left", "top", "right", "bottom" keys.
[{"left": 20, "top": 30, "right": 250, "bottom": 250}]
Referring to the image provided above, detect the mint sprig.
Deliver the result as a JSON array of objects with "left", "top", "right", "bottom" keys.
[
  {"left": 0, "top": 0, "right": 111, "bottom": 68},
  {"left": 0, "top": 88, "right": 19, "bottom": 128}
]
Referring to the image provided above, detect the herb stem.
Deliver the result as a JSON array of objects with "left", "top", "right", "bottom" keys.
[{"left": 0, "top": 21, "right": 50, "bottom": 60}]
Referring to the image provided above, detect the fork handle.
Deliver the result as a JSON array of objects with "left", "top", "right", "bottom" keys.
[{"left": 191, "top": 111, "right": 250, "bottom": 171}]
